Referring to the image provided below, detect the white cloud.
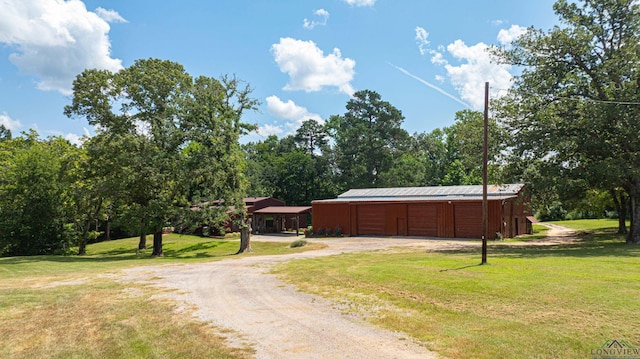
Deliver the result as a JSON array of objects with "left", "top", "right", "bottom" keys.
[
  {"left": 415, "top": 27, "right": 430, "bottom": 55},
  {"left": 95, "top": 7, "right": 128, "bottom": 23},
  {"left": 0, "top": 0, "right": 124, "bottom": 95},
  {"left": 304, "top": 9, "right": 329, "bottom": 30},
  {"left": 430, "top": 51, "right": 446, "bottom": 65},
  {"left": 343, "top": 0, "right": 376, "bottom": 6},
  {"left": 265, "top": 95, "right": 323, "bottom": 134},
  {"left": 46, "top": 127, "right": 90, "bottom": 146},
  {"left": 416, "top": 27, "right": 447, "bottom": 65},
  {"left": 412, "top": 25, "right": 517, "bottom": 110},
  {"left": 64, "top": 132, "right": 83, "bottom": 146},
  {"left": 444, "top": 40, "right": 512, "bottom": 109},
  {"left": 271, "top": 37, "right": 356, "bottom": 95},
  {"left": 256, "top": 124, "right": 284, "bottom": 137},
  {"left": 497, "top": 24, "right": 528, "bottom": 46},
  {"left": 0, "top": 112, "right": 22, "bottom": 131}
]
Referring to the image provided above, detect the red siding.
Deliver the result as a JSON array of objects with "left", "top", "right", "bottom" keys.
[
  {"left": 357, "top": 205, "right": 386, "bottom": 235},
  {"left": 408, "top": 204, "right": 438, "bottom": 237},
  {"left": 453, "top": 202, "right": 482, "bottom": 238},
  {"left": 312, "top": 202, "right": 350, "bottom": 234},
  {"left": 311, "top": 189, "right": 531, "bottom": 239}
]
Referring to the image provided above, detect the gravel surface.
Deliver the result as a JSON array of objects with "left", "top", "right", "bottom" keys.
[{"left": 119, "top": 227, "right": 574, "bottom": 359}]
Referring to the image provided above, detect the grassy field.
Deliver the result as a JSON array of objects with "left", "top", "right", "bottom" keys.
[
  {"left": 274, "top": 219, "right": 640, "bottom": 359},
  {"left": 2, "top": 220, "right": 639, "bottom": 358},
  {"left": 0, "top": 234, "right": 323, "bottom": 359}
]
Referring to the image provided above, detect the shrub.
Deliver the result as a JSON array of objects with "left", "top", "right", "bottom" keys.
[
  {"left": 537, "top": 201, "right": 567, "bottom": 221},
  {"left": 304, "top": 226, "right": 313, "bottom": 237},
  {"left": 316, "top": 228, "right": 325, "bottom": 236},
  {"left": 335, "top": 226, "right": 342, "bottom": 237},
  {"left": 290, "top": 239, "right": 307, "bottom": 248},
  {"left": 325, "top": 227, "right": 333, "bottom": 236}
]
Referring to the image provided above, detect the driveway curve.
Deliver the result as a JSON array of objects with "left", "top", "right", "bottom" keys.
[{"left": 119, "top": 228, "right": 575, "bottom": 359}]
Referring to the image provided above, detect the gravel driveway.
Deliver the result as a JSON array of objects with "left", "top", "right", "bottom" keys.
[{"left": 119, "top": 226, "right": 573, "bottom": 358}]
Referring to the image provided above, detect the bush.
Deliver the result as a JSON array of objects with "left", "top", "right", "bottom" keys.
[
  {"left": 304, "top": 226, "right": 313, "bottom": 237},
  {"left": 537, "top": 201, "right": 567, "bottom": 221},
  {"left": 325, "top": 227, "right": 333, "bottom": 236},
  {"left": 316, "top": 228, "right": 325, "bottom": 236},
  {"left": 335, "top": 226, "right": 342, "bottom": 237},
  {"left": 290, "top": 239, "right": 307, "bottom": 248}
]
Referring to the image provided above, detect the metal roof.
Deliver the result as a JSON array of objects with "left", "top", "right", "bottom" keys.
[
  {"left": 314, "top": 184, "right": 525, "bottom": 203},
  {"left": 253, "top": 206, "right": 312, "bottom": 214}
]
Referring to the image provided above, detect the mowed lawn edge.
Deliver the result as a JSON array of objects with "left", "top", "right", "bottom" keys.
[
  {"left": 272, "top": 219, "right": 640, "bottom": 359},
  {"left": 0, "top": 234, "right": 324, "bottom": 359}
]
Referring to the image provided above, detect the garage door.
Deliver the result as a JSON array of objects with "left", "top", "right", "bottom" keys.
[
  {"left": 357, "top": 205, "right": 386, "bottom": 235},
  {"left": 408, "top": 204, "right": 437, "bottom": 236},
  {"left": 454, "top": 203, "right": 482, "bottom": 238}
]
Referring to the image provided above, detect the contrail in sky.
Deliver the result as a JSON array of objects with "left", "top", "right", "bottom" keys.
[{"left": 389, "top": 63, "right": 470, "bottom": 108}]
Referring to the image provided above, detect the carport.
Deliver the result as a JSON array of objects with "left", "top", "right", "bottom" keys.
[{"left": 252, "top": 206, "right": 312, "bottom": 235}]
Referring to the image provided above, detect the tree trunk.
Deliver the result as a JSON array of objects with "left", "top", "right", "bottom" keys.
[
  {"left": 627, "top": 180, "right": 640, "bottom": 244},
  {"left": 152, "top": 230, "right": 164, "bottom": 256},
  {"left": 106, "top": 217, "right": 111, "bottom": 241},
  {"left": 138, "top": 233, "right": 147, "bottom": 250},
  {"left": 610, "top": 188, "right": 627, "bottom": 234},
  {"left": 77, "top": 218, "right": 90, "bottom": 255},
  {"left": 237, "top": 218, "right": 253, "bottom": 254},
  {"left": 138, "top": 219, "right": 147, "bottom": 249}
]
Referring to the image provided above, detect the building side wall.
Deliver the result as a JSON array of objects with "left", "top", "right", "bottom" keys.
[
  {"left": 313, "top": 194, "right": 532, "bottom": 239},
  {"left": 312, "top": 202, "right": 351, "bottom": 234}
]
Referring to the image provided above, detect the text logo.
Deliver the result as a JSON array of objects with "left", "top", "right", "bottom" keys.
[{"left": 592, "top": 340, "right": 640, "bottom": 359}]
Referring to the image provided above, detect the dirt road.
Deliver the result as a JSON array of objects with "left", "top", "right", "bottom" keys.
[{"left": 120, "top": 228, "right": 574, "bottom": 358}]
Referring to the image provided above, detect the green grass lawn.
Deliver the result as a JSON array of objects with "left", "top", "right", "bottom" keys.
[
  {"left": 2, "top": 221, "right": 639, "bottom": 358},
  {"left": 273, "top": 219, "right": 640, "bottom": 359},
  {"left": 0, "top": 234, "right": 323, "bottom": 359},
  {"left": 549, "top": 218, "right": 624, "bottom": 231}
]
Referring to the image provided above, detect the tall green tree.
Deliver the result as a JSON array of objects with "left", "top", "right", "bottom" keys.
[
  {"left": 0, "top": 125, "right": 11, "bottom": 141},
  {"left": 328, "top": 90, "right": 410, "bottom": 190},
  {"left": 181, "top": 75, "right": 258, "bottom": 253},
  {"left": 243, "top": 130, "right": 336, "bottom": 206},
  {"left": 494, "top": 0, "right": 640, "bottom": 243},
  {"left": 413, "top": 129, "right": 448, "bottom": 185},
  {"left": 65, "top": 59, "right": 257, "bottom": 255},
  {"left": 0, "top": 133, "right": 76, "bottom": 256},
  {"left": 243, "top": 135, "right": 280, "bottom": 198},
  {"left": 294, "top": 119, "right": 329, "bottom": 155},
  {"left": 443, "top": 110, "right": 506, "bottom": 185}
]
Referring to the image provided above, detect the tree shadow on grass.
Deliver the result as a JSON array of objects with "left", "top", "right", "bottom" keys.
[
  {"left": 435, "top": 232, "right": 640, "bottom": 259},
  {"left": 0, "top": 242, "right": 239, "bottom": 265},
  {"left": 439, "top": 263, "right": 484, "bottom": 272}
]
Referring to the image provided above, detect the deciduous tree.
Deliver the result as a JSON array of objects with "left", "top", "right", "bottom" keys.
[
  {"left": 494, "top": 0, "right": 640, "bottom": 242},
  {"left": 65, "top": 59, "right": 258, "bottom": 255}
]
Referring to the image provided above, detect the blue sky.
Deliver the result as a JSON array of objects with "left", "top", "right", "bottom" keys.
[{"left": 0, "top": 0, "right": 559, "bottom": 145}]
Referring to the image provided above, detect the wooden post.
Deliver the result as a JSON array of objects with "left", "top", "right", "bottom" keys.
[{"left": 482, "top": 82, "right": 489, "bottom": 265}]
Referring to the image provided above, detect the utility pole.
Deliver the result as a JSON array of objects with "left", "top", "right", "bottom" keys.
[{"left": 482, "top": 82, "right": 489, "bottom": 265}]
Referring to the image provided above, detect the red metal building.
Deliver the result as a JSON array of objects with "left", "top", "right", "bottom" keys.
[{"left": 312, "top": 184, "right": 533, "bottom": 239}]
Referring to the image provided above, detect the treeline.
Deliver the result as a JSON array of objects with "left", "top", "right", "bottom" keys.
[
  {"left": 0, "top": 68, "right": 626, "bottom": 256},
  {"left": 0, "top": 59, "right": 256, "bottom": 256},
  {"left": 4, "top": 0, "right": 640, "bottom": 255},
  {"left": 243, "top": 90, "right": 507, "bottom": 205}
]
